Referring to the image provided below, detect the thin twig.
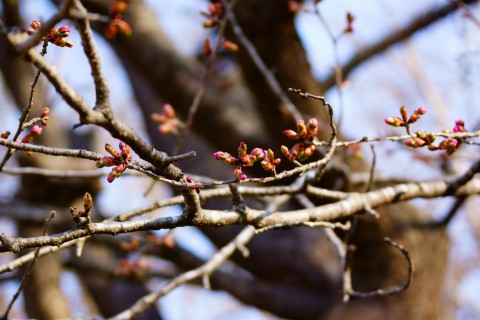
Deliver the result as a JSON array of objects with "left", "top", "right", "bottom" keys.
[
  {"left": 1, "top": 211, "right": 56, "bottom": 320},
  {"left": 349, "top": 237, "right": 414, "bottom": 299},
  {"left": 227, "top": 5, "right": 303, "bottom": 122},
  {"left": 319, "top": 0, "right": 478, "bottom": 91},
  {"left": 312, "top": 2, "right": 346, "bottom": 129},
  {"left": 366, "top": 145, "right": 376, "bottom": 192},
  {"left": 0, "top": 37, "right": 49, "bottom": 172},
  {"left": 173, "top": 0, "right": 239, "bottom": 155},
  {"left": 71, "top": 0, "right": 110, "bottom": 112}
]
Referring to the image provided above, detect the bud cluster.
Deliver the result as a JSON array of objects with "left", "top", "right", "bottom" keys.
[
  {"left": 426, "top": 120, "right": 467, "bottom": 155},
  {"left": 21, "top": 125, "right": 42, "bottom": 144},
  {"left": 17, "top": 107, "right": 50, "bottom": 154},
  {"left": 115, "top": 259, "right": 149, "bottom": 279},
  {"left": 385, "top": 106, "right": 427, "bottom": 129},
  {"left": 105, "top": 0, "right": 133, "bottom": 39},
  {"left": 200, "top": 2, "right": 239, "bottom": 55},
  {"left": 214, "top": 142, "right": 281, "bottom": 180},
  {"left": 27, "top": 19, "right": 73, "bottom": 48},
  {"left": 151, "top": 104, "right": 183, "bottom": 134},
  {"left": 201, "top": 2, "right": 223, "bottom": 29},
  {"left": 96, "top": 141, "right": 132, "bottom": 183},
  {"left": 399, "top": 118, "right": 466, "bottom": 156},
  {"left": 281, "top": 118, "right": 319, "bottom": 163}
]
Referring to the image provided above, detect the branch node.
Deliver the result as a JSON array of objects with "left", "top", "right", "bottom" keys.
[{"left": 0, "top": 233, "right": 20, "bottom": 253}]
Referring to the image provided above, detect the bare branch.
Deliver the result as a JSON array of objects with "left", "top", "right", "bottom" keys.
[
  {"left": 108, "top": 226, "right": 256, "bottom": 320},
  {"left": 349, "top": 237, "right": 414, "bottom": 299},
  {"left": 226, "top": 5, "right": 303, "bottom": 122}
]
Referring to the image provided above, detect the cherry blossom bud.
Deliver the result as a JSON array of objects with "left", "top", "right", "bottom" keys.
[
  {"left": 234, "top": 168, "right": 247, "bottom": 180},
  {"left": 400, "top": 106, "right": 408, "bottom": 121},
  {"left": 223, "top": 40, "right": 239, "bottom": 52},
  {"left": 30, "top": 20, "right": 41, "bottom": 30},
  {"left": 283, "top": 129, "right": 299, "bottom": 139},
  {"left": 105, "top": 24, "right": 118, "bottom": 39},
  {"left": 163, "top": 104, "right": 176, "bottom": 119},
  {"left": 295, "top": 120, "right": 307, "bottom": 139},
  {"left": 416, "top": 106, "right": 427, "bottom": 115},
  {"left": 97, "top": 156, "right": 116, "bottom": 168},
  {"left": 261, "top": 161, "right": 274, "bottom": 172},
  {"left": 120, "top": 142, "right": 132, "bottom": 161},
  {"left": 117, "top": 20, "right": 133, "bottom": 37},
  {"left": 405, "top": 138, "right": 426, "bottom": 148},
  {"left": 107, "top": 163, "right": 127, "bottom": 183},
  {"left": 57, "top": 25, "right": 70, "bottom": 38},
  {"left": 203, "top": 19, "right": 217, "bottom": 29},
  {"left": 83, "top": 192, "right": 92, "bottom": 213},
  {"left": 346, "top": 12, "right": 355, "bottom": 24},
  {"left": 105, "top": 143, "right": 120, "bottom": 158},
  {"left": 202, "top": 37, "right": 212, "bottom": 55},
  {"left": 416, "top": 132, "right": 436, "bottom": 145},
  {"left": 31, "top": 125, "right": 42, "bottom": 135},
  {"left": 1, "top": 131, "right": 10, "bottom": 139},
  {"left": 408, "top": 107, "right": 426, "bottom": 124},
  {"left": 306, "top": 118, "right": 318, "bottom": 140},
  {"left": 250, "top": 148, "right": 265, "bottom": 160},
  {"left": 214, "top": 151, "right": 229, "bottom": 160},
  {"left": 384, "top": 117, "right": 405, "bottom": 127},
  {"left": 453, "top": 119, "right": 466, "bottom": 133},
  {"left": 238, "top": 142, "right": 247, "bottom": 158}
]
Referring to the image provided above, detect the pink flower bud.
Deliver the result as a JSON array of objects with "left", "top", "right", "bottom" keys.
[
  {"left": 405, "top": 138, "right": 426, "bottom": 148},
  {"left": 295, "top": 120, "right": 307, "bottom": 139},
  {"left": 120, "top": 143, "right": 132, "bottom": 162},
  {"left": 261, "top": 161, "right": 274, "bottom": 172},
  {"left": 105, "top": 143, "right": 120, "bottom": 158},
  {"left": 306, "top": 118, "right": 318, "bottom": 140},
  {"left": 281, "top": 145, "right": 290, "bottom": 157},
  {"left": 238, "top": 142, "right": 247, "bottom": 157},
  {"left": 214, "top": 151, "right": 229, "bottom": 160},
  {"left": 117, "top": 20, "right": 132, "bottom": 37},
  {"left": 31, "top": 125, "right": 42, "bottom": 135},
  {"left": 40, "top": 107, "right": 49, "bottom": 118},
  {"left": 151, "top": 113, "right": 167, "bottom": 123},
  {"left": 223, "top": 40, "right": 239, "bottom": 52},
  {"left": 384, "top": 117, "right": 404, "bottom": 127},
  {"left": 283, "top": 129, "right": 298, "bottom": 139},
  {"left": 163, "top": 104, "right": 176, "bottom": 119},
  {"left": 234, "top": 168, "right": 247, "bottom": 180},
  {"left": 30, "top": 20, "right": 41, "bottom": 30},
  {"left": 96, "top": 156, "right": 116, "bottom": 168},
  {"left": 1, "top": 131, "right": 10, "bottom": 139},
  {"left": 58, "top": 25, "right": 70, "bottom": 38},
  {"left": 416, "top": 106, "right": 427, "bottom": 115}
]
